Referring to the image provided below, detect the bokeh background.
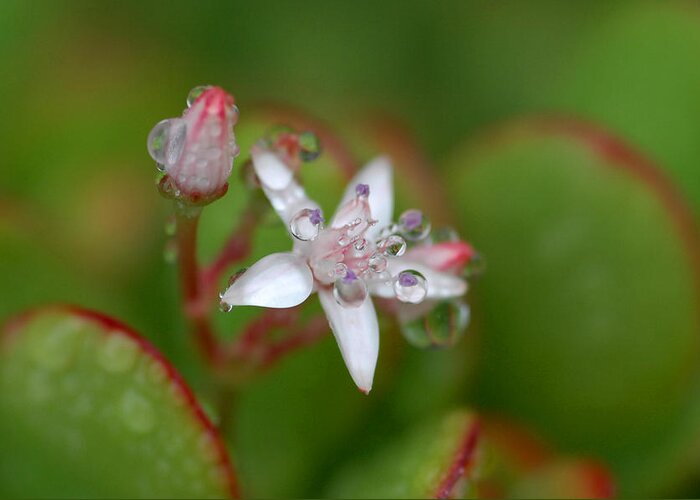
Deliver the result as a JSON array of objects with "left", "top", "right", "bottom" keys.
[{"left": 2, "top": 0, "right": 700, "bottom": 497}]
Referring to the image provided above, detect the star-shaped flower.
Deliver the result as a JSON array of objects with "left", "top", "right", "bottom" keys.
[{"left": 220, "top": 144, "right": 470, "bottom": 392}]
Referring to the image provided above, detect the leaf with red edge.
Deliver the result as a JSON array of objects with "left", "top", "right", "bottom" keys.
[
  {"left": 447, "top": 117, "right": 700, "bottom": 495},
  {"left": 325, "top": 410, "right": 480, "bottom": 499},
  {"left": 0, "top": 306, "right": 237, "bottom": 498}
]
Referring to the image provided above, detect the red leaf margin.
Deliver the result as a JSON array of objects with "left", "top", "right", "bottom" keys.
[{"left": 2, "top": 305, "right": 240, "bottom": 499}]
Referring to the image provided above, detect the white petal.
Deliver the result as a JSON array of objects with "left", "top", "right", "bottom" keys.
[
  {"left": 252, "top": 149, "right": 294, "bottom": 190},
  {"left": 221, "top": 252, "right": 313, "bottom": 308},
  {"left": 251, "top": 147, "right": 321, "bottom": 228},
  {"left": 333, "top": 156, "right": 393, "bottom": 239},
  {"left": 369, "top": 259, "right": 468, "bottom": 300},
  {"left": 318, "top": 288, "right": 379, "bottom": 393}
]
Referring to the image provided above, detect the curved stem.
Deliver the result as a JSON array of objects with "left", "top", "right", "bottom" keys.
[{"left": 175, "top": 208, "right": 220, "bottom": 365}]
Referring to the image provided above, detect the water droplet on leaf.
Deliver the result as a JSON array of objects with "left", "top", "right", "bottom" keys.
[
  {"left": 121, "top": 390, "right": 155, "bottom": 434},
  {"left": 98, "top": 333, "right": 138, "bottom": 374},
  {"left": 394, "top": 270, "right": 428, "bottom": 304}
]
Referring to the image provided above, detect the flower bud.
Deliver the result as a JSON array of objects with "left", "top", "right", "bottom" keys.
[{"left": 148, "top": 86, "right": 238, "bottom": 204}]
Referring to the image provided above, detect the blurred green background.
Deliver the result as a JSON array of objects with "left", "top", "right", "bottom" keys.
[{"left": 2, "top": 0, "right": 700, "bottom": 497}]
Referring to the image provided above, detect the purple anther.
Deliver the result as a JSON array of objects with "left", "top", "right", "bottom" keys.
[
  {"left": 309, "top": 208, "right": 324, "bottom": 226},
  {"left": 355, "top": 183, "right": 370, "bottom": 198},
  {"left": 342, "top": 269, "right": 358, "bottom": 284},
  {"left": 401, "top": 209, "right": 423, "bottom": 231},
  {"left": 398, "top": 271, "right": 418, "bottom": 287}
]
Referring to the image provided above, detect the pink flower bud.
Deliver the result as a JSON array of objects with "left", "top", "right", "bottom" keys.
[{"left": 148, "top": 86, "right": 238, "bottom": 204}]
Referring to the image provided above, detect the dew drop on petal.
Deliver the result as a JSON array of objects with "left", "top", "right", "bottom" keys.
[
  {"left": 147, "top": 119, "right": 171, "bottom": 165},
  {"left": 219, "top": 300, "right": 233, "bottom": 313},
  {"left": 368, "top": 253, "right": 388, "bottom": 273},
  {"left": 226, "top": 268, "right": 247, "bottom": 288},
  {"left": 399, "top": 209, "right": 431, "bottom": 241},
  {"left": 290, "top": 208, "right": 323, "bottom": 241},
  {"left": 186, "top": 85, "right": 212, "bottom": 107},
  {"left": 394, "top": 270, "right": 428, "bottom": 304},
  {"left": 298, "top": 131, "right": 321, "bottom": 162},
  {"left": 401, "top": 300, "right": 470, "bottom": 348},
  {"left": 378, "top": 235, "right": 407, "bottom": 257},
  {"left": 333, "top": 272, "right": 368, "bottom": 308},
  {"left": 333, "top": 262, "right": 348, "bottom": 278}
]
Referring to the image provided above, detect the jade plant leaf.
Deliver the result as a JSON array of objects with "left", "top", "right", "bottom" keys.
[
  {"left": 0, "top": 306, "right": 237, "bottom": 498},
  {"left": 446, "top": 118, "right": 700, "bottom": 495},
  {"left": 325, "top": 410, "right": 479, "bottom": 499},
  {"left": 553, "top": 1, "right": 700, "bottom": 212}
]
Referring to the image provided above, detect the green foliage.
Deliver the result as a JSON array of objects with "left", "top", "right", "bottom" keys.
[
  {"left": 448, "top": 120, "right": 700, "bottom": 495},
  {"left": 0, "top": 308, "right": 234, "bottom": 498},
  {"left": 326, "top": 410, "right": 478, "bottom": 498}
]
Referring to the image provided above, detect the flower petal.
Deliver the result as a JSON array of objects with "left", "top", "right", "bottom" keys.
[
  {"left": 333, "top": 156, "right": 393, "bottom": 239},
  {"left": 404, "top": 241, "right": 475, "bottom": 273},
  {"left": 369, "top": 259, "right": 468, "bottom": 300},
  {"left": 220, "top": 252, "right": 313, "bottom": 308},
  {"left": 251, "top": 147, "right": 321, "bottom": 227},
  {"left": 318, "top": 288, "right": 379, "bottom": 393}
]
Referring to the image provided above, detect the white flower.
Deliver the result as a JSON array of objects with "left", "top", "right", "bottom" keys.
[
  {"left": 147, "top": 86, "right": 239, "bottom": 202},
  {"left": 221, "top": 145, "right": 469, "bottom": 393}
]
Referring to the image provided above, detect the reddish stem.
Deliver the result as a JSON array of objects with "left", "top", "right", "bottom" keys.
[
  {"left": 175, "top": 210, "right": 220, "bottom": 364},
  {"left": 202, "top": 203, "right": 261, "bottom": 293},
  {"left": 260, "top": 315, "right": 329, "bottom": 369}
]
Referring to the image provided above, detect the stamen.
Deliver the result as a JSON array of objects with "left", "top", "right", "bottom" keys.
[
  {"left": 343, "top": 269, "right": 358, "bottom": 284},
  {"left": 398, "top": 271, "right": 418, "bottom": 287},
  {"left": 309, "top": 208, "right": 324, "bottom": 226},
  {"left": 355, "top": 183, "right": 370, "bottom": 198}
]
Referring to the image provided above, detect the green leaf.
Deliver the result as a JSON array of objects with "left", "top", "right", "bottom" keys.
[
  {"left": 325, "top": 410, "right": 479, "bottom": 499},
  {"left": 446, "top": 118, "right": 700, "bottom": 495},
  {"left": 0, "top": 307, "right": 237, "bottom": 498},
  {"left": 553, "top": 2, "right": 700, "bottom": 212}
]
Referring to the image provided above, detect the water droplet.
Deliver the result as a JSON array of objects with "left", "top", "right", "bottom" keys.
[
  {"left": 163, "top": 239, "right": 178, "bottom": 263},
  {"left": 164, "top": 216, "right": 177, "bottom": 236},
  {"left": 219, "top": 300, "right": 233, "bottom": 313},
  {"left": 464, "top": 252, "right": 486, "bottom": 278},
  {"left": 394, "top": 270, "right": 428, "bottom": 304},
  {"left": 147, "top": 118, "right": 187, "bottom": 168},
  {"left": 399, "top": 209, "right": 431, "bottom": 241},
  {"left": 98, "top": 333, "right": 138, "bottom": 374},
  {"left": 187, "top": 85, "right": 211, "bottom": 107},
  {"left": 401, "top": 300, "right": 470, "bottom": 348},
  {"left": 331, "top": 262, "right": 347, "bottom": 278},
  {"left": 354, "top": 238, "right": 367, "bottom": 252},
  {"left": 378, "top": 235, "right": 407, "bottom": 257},
  {"left": 333, "top": 271, "right": 367, "bottom": 308},
  {"left": 121, "top": 390, "right": 155, "bottom": 434},
  {"left": 290, "top": 208, "right": 323, "bottom": 241},
  {"left": 298, "top": 131, "right": 321, "bottom": 162},
  {"left": 31, "top": 319, "right": 84, "bottom": 372},
  {"left": 368, "top": 253, "right": 387, "bottom": 273},
  {"left": 431, "top": 226, "right": 460, "bottom": 243},
  {"left": 226, "top": 268, "right": 247, "bottom": 288}
]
